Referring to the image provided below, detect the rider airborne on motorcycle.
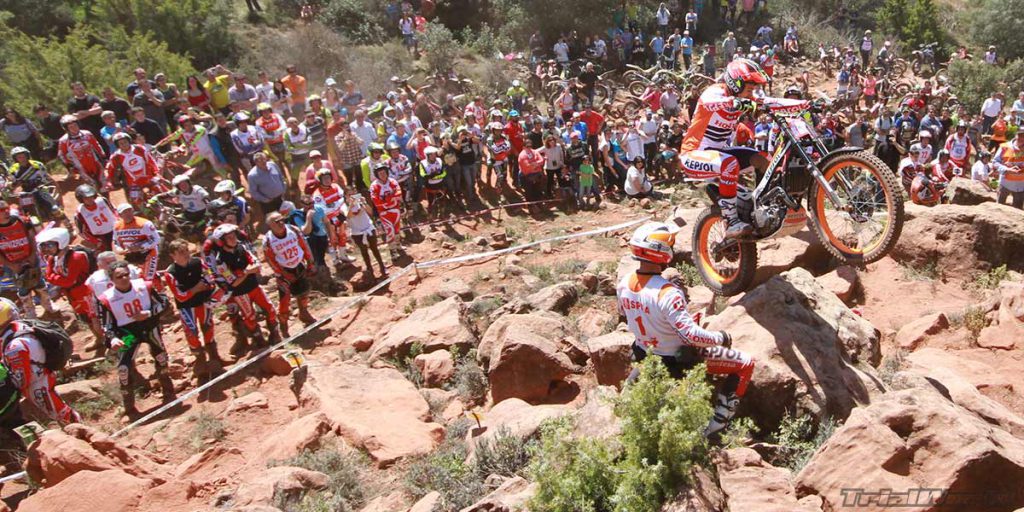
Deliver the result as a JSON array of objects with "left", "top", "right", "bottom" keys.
[{"left": 679, "top": 58, "right": 809, "bottom": 238}]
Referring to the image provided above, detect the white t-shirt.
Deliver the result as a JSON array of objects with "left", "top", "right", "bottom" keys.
[
  {"left": 624, "top": 166, "right": 652, "bottom": 196},
  {"left": 971, "top": 161, "right": 991, "bottom": 182},
  {"left": 657, "top": 9, "right": 670, "bottom": 26},
  {"left": 255, "top": 81, "right": 275, "bottom": 104},
  {"left": 342, "top": 199, "right": 375, "bottom": 235},
  {"left": 982, "top": 98, "right": 1002, "bottom": 118},
  {"left": 638, "top": 119, "right": 659, "bottom": 145},
  {"left": 553, "top": 42, "right": 570, "bottom": 63}
]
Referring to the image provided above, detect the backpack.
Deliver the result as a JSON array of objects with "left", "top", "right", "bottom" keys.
[
  {"left": 68, "top": 245, "right": 98, "bottom": 273},
  {"left": 19, "top": 320, "right": 74, "bottom": 372}
]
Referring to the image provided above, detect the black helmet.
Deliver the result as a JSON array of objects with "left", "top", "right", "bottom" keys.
[{"left": 75, "top": 184, "right": 98, "bottom": 201}]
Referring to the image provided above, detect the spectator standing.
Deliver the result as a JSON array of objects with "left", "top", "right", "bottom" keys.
[
  {"left": 203, "top": 65, "right": 234, "bottom": 114},
  {"left": 185, "top": 75, "right": 211, "bottom": 112},
  {"left": 0, "top": 108, "right": 42, "bottom": 159},
  {"left": 281, "top": 65, "right": 307, "bottom": 117},
  {"left": 981, "top": 92, "right": 1003, "bottom": 134},
  {"left": 335, "top": 123, "right": 365, "bottom": 190},
  {"left": 247, "top": 153, "right": 289, "bottom": 218},
  {"left": 285, "top": 116, "right": 313, "bottom": 187},
  {"left": 993, "top": 131, "right": 1024, "bottom": 209},
  {"left": 859, "top": 30, "right": 873, "bottom": 69},
  {"left": 349, "top": 109, "right": 377, "bottom": 156},
  {"left": 228, "top": 73, "right": 259, "bottom": 113},
  {"left": 1011, "top": 92, "right": 1024, "bottom": 127},
  {"left": 254, "top": 71, "right": 275, "bottom": 105},
  {"left": 656, "top": 3, "right": 670, "bottom": 31},
  {"left": 722, "top": 32, "right": 738, "bottom": 63},
  {"left": 684, "top": 8, "right": 697, "bottom": 32},
  {"left": 132, "top": 79, "right": 167, "bottom": 131},
  {"left": 681, "top": 31, "right": 694, "bottom": 69},
  {"left": 518, "top": 138, "right": 546, "bottom": 206},
  {"left": 66, "top": 82, "right": 104, "bottom": 141},
  {"left": 99, "top": 87, "right": 133, "bottom": 126}
]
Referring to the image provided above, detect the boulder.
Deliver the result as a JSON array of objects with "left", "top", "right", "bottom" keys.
[
  {"left": 586, "top": 331, "right": 634, "bottom": 387},
  {"left": 305, "top": 362, "right": 444, "bottom": 467},
  {"left": 977, "top": 281, "right": 1024, "bottom": 350},
  {"left": 753, "top": 229, "right": 832, "bottom": 283},
  {"left": 576, "top": 307, "right": 615, "bottom": 339},
  {"left": 359, "top": 491, "right": 407, "bottom": 511},
  {"left": 54, "top": 378, "right": 105, "bottom": 403},
  {"left": 815, "top": 266, "right": 860, "bottom": 305},
  {"left": 470, "top": 399, "right": 569, "bottom": 447},
  {"left": 892, "top": 203, "right": 1024, "bottom": 275},
  {"left": 233, "top": 466, "right": 329, "bottom": 508},
  {"left": 261, "top": 351, "right": 294, "bottom": 376},
  {"left": 174, "top": 446, "right": 248, "bottom": 483},
  {"left": 458, "top": 476, "right": 536, "bottom": 512},
  {"left": 25, "top": 427, "right": 166, "bottom": 487},
  {"left": 488, "top": 331, "right": 576, "bottom": 403},
  {"left": 438, "top": 277, "right": 474, "bottom": 301},
  {"left": 526, "top": 281, "right": 579, "bottom": 314},
  {"left": 894, "top": 312, "right": 949, "bottom": 351},
  {"left": 945, "top": 177, "right": 996, "bottom": 205},
  {"left": 717, "top": 448, "right": 821, "bottom": 512},
  {"left": 17, "top": 469, "right": 153, "bottom": 512},
  {"left": 259, "top": 412, "right": 334, "bottom": 463},
  {"left": 371, "top": 296, "right": 476, "bottom": 361},
  {"left": 352, "top": 335, "right": 375, "bottom": 352},
  {"left": 478, "top": 312, "right": 571, "bottom": 369},
  {"left": 414, "top": 350, "right": 456, "bottom": 388},
  {"left": 578, "top": 272, "right": 599, "bottom": 294},
  {"left": 573, "top": 386, "right": 621, "bottom": 441},
  {"left": 327, "top": 296, "right": 400, "bottom": 342},
  {"left": 660, "top": 467, "right": 727, "bottom": 512},
  {"left": 228, "top": 391, "right": 269, "bottom": 413},
  {"left": 795, "top": 386, "right": 1024, "bottom": 511},
  {"left": 409, "top": 491, "right": 441, "bottom": 512},
  {"left": 704, "top": 268, "right": 884, "bottom": 431}
]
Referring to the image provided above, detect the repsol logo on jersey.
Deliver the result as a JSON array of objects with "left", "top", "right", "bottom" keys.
[
  {"left": 619, "top": 298, "right": 650, "bottom": 314},
  {"left": 683, "top": 159, "right": 715, "bottom": 173}
]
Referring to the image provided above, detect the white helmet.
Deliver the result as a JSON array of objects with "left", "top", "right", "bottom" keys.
[
  {"left": 919, "top": 130, "right": 932, "bottom": 139},
  {"left": 172, "top": 174, "right": 191, "bottom": 187},
  {"left": 424, "top": 146, "right": 440, "bottom": 156},
  {"left": 512, "top": 79, "right": 521, "bottom": 87},
  {"left": 10, "top": 147, "right": 30, "bottom": 159},
  {"left": 37, "top": 227, "right": 71, "bottom": 251},
  {"left": 629, "top": 222, "right": 679, "bottom": 265},
  {"left": 214, "top": 180, "right": 236, "bottom": 194},
  {"left": 112, "top": 132, "right": 132, "bottom": 144},
  {"left": 210, "top": 223, "right": 239, "bottom": 242}
]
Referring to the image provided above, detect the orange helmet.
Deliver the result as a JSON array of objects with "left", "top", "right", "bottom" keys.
[{"left": 723, "top": 58, "right": 769, "bottom": 95}]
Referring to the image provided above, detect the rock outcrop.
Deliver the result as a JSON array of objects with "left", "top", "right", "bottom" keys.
[
  {"left": 893, "top": 203, "right": 1024, "bottom": 274},
  {"left": 370, "top": 296, "right": 476, "bottom": 360}
]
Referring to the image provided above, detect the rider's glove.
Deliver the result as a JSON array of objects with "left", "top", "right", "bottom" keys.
[
  {"left": 719, "top": 331, "right": 733, "bottom": 348},
  {"left": 732, "top": 98, "right": 757, "bottom": 114}
]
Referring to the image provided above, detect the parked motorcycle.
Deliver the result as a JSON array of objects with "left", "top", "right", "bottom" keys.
[{"left": 690, "top": 99, "right": 905, "bottom": 295}]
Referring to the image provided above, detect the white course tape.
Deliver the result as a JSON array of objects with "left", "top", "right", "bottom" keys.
[
  {"left": 416, "top": 216, "right": 651, "bottom": 269},
  {"left": 0, "top": 214, "right": 653, "bottom": 485}
]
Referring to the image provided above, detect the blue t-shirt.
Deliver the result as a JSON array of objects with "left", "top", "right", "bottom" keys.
[
  {"left": 308, "top": 203, "right": 328, "bottom": 237},
  {"left": 651, "top": 37, "right": 665, "bottom": 55},
  {"left": 681, "top": 37, "right": 694, "bottom": 55},
  {"left": 387, "top": 132, "right": 415, "bottom": 161}
]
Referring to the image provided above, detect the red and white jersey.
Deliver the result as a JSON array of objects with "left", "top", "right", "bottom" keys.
[
  {"left": 85, "top": 266, "right": 141, "bottom": 300},
  {"left": 0, "top": 216, "right": 34, "bottom": 263},
  {"left": 106, "top": 145, "right": 159, "bottom": 186},
  {"left": 371, "top": 177, "right": 402, "bottom": 211},
  {"left": 616, "top": 272, "right": 724, "bottom": 356},
  {"left": 681, "top": 84, "right": 742, "bottom": 152},
  {"left": 256, "top": 113, "right": 286, "bottom": 145},
  {"left": 113, "top": 217, "right": 161, "bottom": 253},
  {"left": 387, "top": 154, "right": 413, "bottom": 182},
  {"left": 76, "top": 198, "right": 117, "bottom": 236},
  {"left": 98, "top": 278, "right": 153, "bottom": 327},
  {"left": 58, "top": 131, "right": 105, "bottom": 174},
  {"left": 262, "top": 225, "right": 309, "bottom": 270},
  {"left": 944, "top": 133, "right": 972, "bottom": 167},
  {"left": 312, "top": 184, "right": 345, "bottom": 217}
]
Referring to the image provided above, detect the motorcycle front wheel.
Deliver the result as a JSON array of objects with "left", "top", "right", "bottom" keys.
[
  {"left": 692, "top": 207, "right": 757, "bottom": 296},
  {"left": 808, "top": 151, "right": 904, "bottom": 264}
]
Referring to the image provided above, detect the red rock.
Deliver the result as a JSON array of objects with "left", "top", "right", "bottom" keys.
[
  {"left": 352, "top": 335, "right": 375, "bottom": 351},
  {"left": 359, "top": 491, "right": 407, "bottom": 511},
  {"left": 413, "top": 350, "right": 456, "bottom": 388},
  {"left": 228, "top": 391, "right": 269, "bottom": 412},
  {"left": 370, "top": 296, "right": 476, "bottom": 361},
  {"left": 306, "top": 363, "right": 443, "bottom": 467},
  {"left": 233, "top": 466, "right": 329, "bottom": 507},
  {"left": 469, "top": 399, "right": 569, "bottom": 451},
  {"left": 410, "top": 491, "right": 441, "bottom": 512},
  {"left": 478, "top": 312, "right": 570, "bottom": 369},
  {"left": 717, "top": 448, "right": 820, "bottom": 512},
  {"left": 586, "top": 331, "right": 633, "bottom": 387},
  {"left": 261, "top": 350, "right": 293, "bottom": 376},
  {"left": 442, "top": 399, "right": 466, "bottom": 423},
  {"left": 54, "top": 378, "right": 104, "bottom": 403},
  {"left": 18, "top": 469, "right": 153, "bottom": 512},
  {"left": 458, "top": 476, "right": 535, "bottom": 512},
  {"left": 259, "top": 412, "right": 334, "bottom": 463},
  {"left": 816, "top": 265, "right": 860, "bottom": 305},
  {"left": 488, "top": 330, "right": 575, "bottom": 403},
  {"left": 577, "top": 307, "right": 614, "bottom": 339},
  {"left": 893, "top": 203, "right": 1024, "bottom": 275},
  {"left": 174, "top": 446, "right": 248, "bottom": 484},
  {"left": 977, "top": 324, "right": 1018, "bottom": 349},
  {"left": 894, "top": 312, "right": 949, "bottom": 351},
  {"left": 25, "top": 429, "right": 165, "bottom": 487},
  {"left": 525, "top": 281, "right": 579, "bottom": 313}
]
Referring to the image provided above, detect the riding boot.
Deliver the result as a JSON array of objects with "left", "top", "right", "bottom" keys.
[
  {"left": 703, "top": 392, "right": 741, "bottom": 440},
  {"left": 719, "top": 197, "right": 753, "bottom": 239},
  {"left": 279, "top": 312, "right": 292, "bottom": 339},
  {"left": 228, "top": 326, "right": 250, "bottom": 358},
  {"left": 190, "top": 348, "right": 208, "bottom": 384},
  {"left": 266, "top": 321, "right": 282, "bottom": 346},
  {"left": 121, "top": 390, "right": 140, "bottom": 421},
  {"left": 297, "top": 303, "right": 316, "bottom": 325},
  {"left": 205, "top": 343, "right": 226, "bottom": 377}
]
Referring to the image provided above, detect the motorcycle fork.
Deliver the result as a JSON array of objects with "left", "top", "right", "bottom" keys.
[{"left": 775, "top": 123, "right": 849, "bottom": 207}]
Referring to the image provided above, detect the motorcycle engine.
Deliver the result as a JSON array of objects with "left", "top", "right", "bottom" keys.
[{"left": 752, "top": 187, "right": 789, "bottom": 233}]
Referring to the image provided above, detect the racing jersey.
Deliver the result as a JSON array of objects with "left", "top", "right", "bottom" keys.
[
  {"left": 106, "top": 144, "right": 159, "bottom": 186},
  {"left": 371, "top": 177, "right": 402, "bottom": 211},
  {"left": 944, "top": 133, "right": 972, "bottom": 168},
  {"left": 8, "top": 160, "right": 50, "bottom": 191},
  {"left": 176, "top": 185, "right": 210, "bottom": 213},
  {"left": 256, "top": 113, "right": 286, "bottom": 145},
  {"left": 86, "top": 265, "right": 141, "bottom": 300},
  {"left": 487, "top": 136, "right": 510, "bottom": 162},
  {"left": 58, "top": 131, "right": 105, "bottom": 176},
  {"left": 312, "top": 184, "right": 345, "bottom": 218},
  {"left": 76, "top": 197, "right": 117, "bottom": 237},
  {"left": 0, "top": 216, "right": 34, "bottom": 265},
  {"left": 898, "top": 157, "right": 922, "bottom": 189},
  {"left": 914, "top": 143, "right": 933, "bottom": 167},
  {"left": 98, "top": 278, "right": 164, "bottom": 330},
  {"left": 113, "top": 216, "right": 161, "bottom": 253},
  {"left": 230, "top": 126, "right": 264, "bottom": 157},
  {"left": 1, "top": 322, "right": 79, "bottom": 424},
  {"left": 162, "top": 257, "right": 213, "bottom": 308},
  {"left": 616, "top": 272, "right": 724, "bottom": 357},
  {"left": 419, "top": 158, "right": 445, "bottom": 185},
  {"left": 387, "top": 154, "right": 413, "bottom": 183},
  {"left": 168, "top": 125, "right": 214, "bottom": 157},
  {"left": 262, "top": 225, "right": 312, "bottom": 272},
  {"left": 931, "top": 160, "right": 959, "bottom": 182},
  {"left": 207, "top": 244, "right": 260, "bottom": 296},
  {"left": 681, "top": 84, "right": 807, "bottom": 153},
  {"left": 43, "top": 250, "right": 92, "bottom": 301}
]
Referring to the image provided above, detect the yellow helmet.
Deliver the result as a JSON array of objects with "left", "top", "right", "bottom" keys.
[
  {"left": 257, "top": 102, "right": 272, "bottom": 112},
  {"left": 0, "top": 298, "right": 19, "bottom": 331}
]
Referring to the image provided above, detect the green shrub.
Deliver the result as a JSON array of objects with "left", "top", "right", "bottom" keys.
[
  {"left": 673, "top": 261, "right": 702, "bottom": 288},
  {"left": 528, "top": 358, "right": 713, "bottom": 512},
  {"left": 961, "top": 0, "right": 1024, "bottom": 61},
  {"left": 274, "top": 446, "right": 365, "bottom": 512},
  {"left": 963, "top": 307, "right": 987, "bottom": 341},
  {"left": 948, "top": 59, "right": 1024, "bottom": 114},
  {"left": 900, "top": 258, "right": 940, "bottom": 281},
  {"left": 453, "top": 349, "right": 488, "bottom": 405},
  {"left": 769, "top": 412, "right": 838, "bottom": 471},
  {"left": 316, "top": 0, "right": 388, "bottom": 44},
  {"left": 405, "top": 421, "right": 482, "bottom": 510},
  {"left": 420, "top": 23, "right": 460, "bottom": 73},
  {"left": 974, "top": 265, "right": 1009, "bottom": 290},
  {"left": 474, "top": 426, "right": 533, "bottom": 479}
]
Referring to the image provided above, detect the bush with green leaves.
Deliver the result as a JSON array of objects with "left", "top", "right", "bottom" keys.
[
  {"left": 961, "top": 0, "right": 1024, "bottom": 62},
  {"left": 947, "top": 59, "right": 1024, "bottom": 115},
  {"left": 876, "top": 0, "right": 947, "bottom": 49},
  {"left": 316, "top": 0, "right": 389, "bottom": 44},
  {"left": 528, "top": 358, "right": 713, "bottom": 512},
  {"left": 420, "top": 23, "right": 461, "bottom": 73},
  {"left": 769, "top": 412, "right": 838, "bottom": 471},
  {"left": 273, "top": 445, "right": 365, "bottom": 512}
]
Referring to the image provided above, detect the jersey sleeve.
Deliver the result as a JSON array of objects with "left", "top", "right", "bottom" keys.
[
  {"left": 3, "top": 338, "right": 32, "bottom": 395},
  {"left": 657, "top": 285, "right": 724, "bottom": 349},
  {"left": 142, "top": 220, "right": 161, "bottom": 250}
]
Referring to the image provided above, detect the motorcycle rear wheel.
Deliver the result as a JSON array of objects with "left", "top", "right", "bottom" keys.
[
  {"left": 808, "top": 151, "right": 904, "bottom": 264},
  {"left": 692, "top": 207, "right": 757, "bottom": 296},
  {"left": 628, "top": 80, "right": 648, "bottom": 97}
]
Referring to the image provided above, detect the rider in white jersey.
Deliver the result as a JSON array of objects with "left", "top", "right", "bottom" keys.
[{"left": 617, "top": 222, "right": 755, "bottom": 439}]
